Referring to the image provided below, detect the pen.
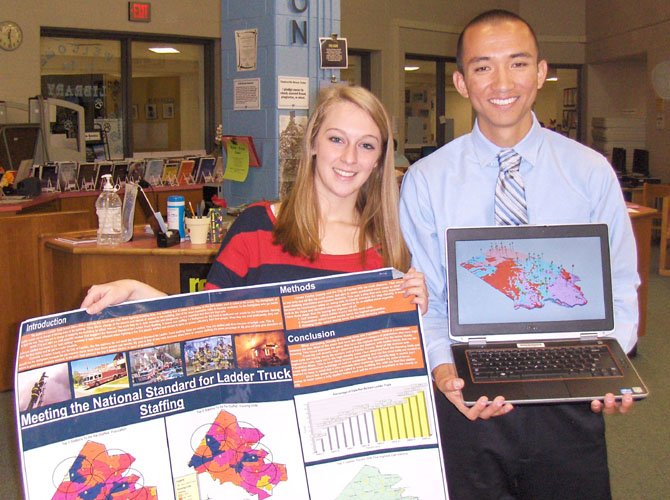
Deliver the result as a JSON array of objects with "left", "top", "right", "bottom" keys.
[{"left": 188, "top": 201, "right": 196, "bottom": 218}]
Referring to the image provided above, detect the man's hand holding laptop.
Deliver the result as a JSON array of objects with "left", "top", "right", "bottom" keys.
[
  {"left": 591, "top": 393, "right": 634, "bottom": 415},
  {"left": 434, "top": 362, "right": 635, "bottom": 419},
  {"left": 433, "top": 363, "right": 513, "bottom": 420}
]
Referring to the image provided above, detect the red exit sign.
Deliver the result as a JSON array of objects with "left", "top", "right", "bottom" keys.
[{"left": 129, "top": 2, "right": 151, "bottom": 22}]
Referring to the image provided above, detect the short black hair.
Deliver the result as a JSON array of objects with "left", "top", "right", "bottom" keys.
[{"left": 456, "top": 9, "right": 540, "bottom": 73}]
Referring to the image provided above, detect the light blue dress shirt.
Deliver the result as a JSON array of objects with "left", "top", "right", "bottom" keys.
[{"left": 400, "top": 115, "right": 640, "bottom": 369}]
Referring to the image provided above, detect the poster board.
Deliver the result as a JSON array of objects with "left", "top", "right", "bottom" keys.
[{"left": 15, "top": 269, "right": 448, "bottom": 499}]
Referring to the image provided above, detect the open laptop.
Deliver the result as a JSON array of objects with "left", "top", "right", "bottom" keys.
[{"left": 446, "top": 223, "right": 648, "bottom": 405}]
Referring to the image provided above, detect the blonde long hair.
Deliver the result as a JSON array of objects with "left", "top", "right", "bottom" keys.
[{"left": 274, "top": 85, "right": 410, "bottom": 271}]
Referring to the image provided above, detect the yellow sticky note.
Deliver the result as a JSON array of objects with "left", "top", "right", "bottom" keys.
[{"left": 223, "top": 141, "right": 250, "bottom": 182}]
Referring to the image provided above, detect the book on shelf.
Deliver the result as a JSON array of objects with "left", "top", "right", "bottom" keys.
[
  {"left": 77, "top": 163, "right": 98, "bottom": 191},
  {"left": 176, "top": 159, "right": 195, "bottom": 185},
  {"left": 127, "top": 160, "right": 146, "bottom": 183},
  {"left": 195, "top": 156, "right": 216, "bottom": 183},
  {"left": 143, "top": 159, "right": 164, "bottom": 186},
  {"left": 189, "top": 156, "right": 202, "bottom": 179},
  {"left": 39, "top": 163, "right": 59, "bottom": 192},
  {"left": 161, "top": 161, "right": 179, "bottom": 185},
  {"left": 112, "top": 161, "right": 129, "bottom": 186},
  {"left": 95, "top": 162, "right": 114, "bottom": 190},
  {"left": 56, "top": 161, "right": 78, "bottom": 191}
]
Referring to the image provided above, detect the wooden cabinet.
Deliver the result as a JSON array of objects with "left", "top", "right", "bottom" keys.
[
  {"left": 0, "top": 211, "right": 91, "bottom": 391},
  {"left": 39, "top": 230, "right": 218, "bottom": 316}
]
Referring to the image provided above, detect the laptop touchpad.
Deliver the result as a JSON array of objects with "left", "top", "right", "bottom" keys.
[{"left": 522, "top": 381, "right": 570, "bottom": 400}]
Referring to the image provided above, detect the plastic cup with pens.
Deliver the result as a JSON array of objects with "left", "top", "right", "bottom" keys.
[{"left": 184, "top": 201, "right": 209, "bottom": 244}]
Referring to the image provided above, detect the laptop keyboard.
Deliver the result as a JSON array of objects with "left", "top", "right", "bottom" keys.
[{"left": 467, "top": 345, "right": 623, "bottom": 382}]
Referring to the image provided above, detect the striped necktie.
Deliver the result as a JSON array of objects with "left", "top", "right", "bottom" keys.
[{"left": 494, "top": 149, "right": 528, "bottom": 225}]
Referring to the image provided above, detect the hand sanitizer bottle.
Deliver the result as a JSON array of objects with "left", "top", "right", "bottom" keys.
[{"left": 96, "top": 174, "right": 122, "bottom": 245}]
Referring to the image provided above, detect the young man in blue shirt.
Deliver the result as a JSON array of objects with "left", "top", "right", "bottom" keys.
[{"left": 400, "top": 9, "right": 638, "bottom": 500}]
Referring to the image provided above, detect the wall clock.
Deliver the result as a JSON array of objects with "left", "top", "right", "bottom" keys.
[{"left": 0, "top": 21, "right": 23, "bottom": 51}]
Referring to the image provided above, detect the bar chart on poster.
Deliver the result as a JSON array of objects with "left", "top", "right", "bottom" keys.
[{"left": 306, "top": 382, "right": 431, "bottom": 455}]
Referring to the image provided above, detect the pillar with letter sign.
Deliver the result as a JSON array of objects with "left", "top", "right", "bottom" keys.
[{"left": 221, "top": 0, "right": 340, "bottom": 206}]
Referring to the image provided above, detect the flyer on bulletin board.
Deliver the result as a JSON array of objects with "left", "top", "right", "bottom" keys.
[
  {"left": 15, "top": 268, "right": 449, "bottom": 499},
  {"left": 223, "top": 140, "right": 250, "bottom": 182},
  {"left": 221, "top": 135, "right": 260, "bottom": 167}
]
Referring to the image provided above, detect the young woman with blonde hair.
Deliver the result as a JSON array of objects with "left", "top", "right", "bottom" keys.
[{"left": 82, "top": 85, "right": 426, "bottom": 313}]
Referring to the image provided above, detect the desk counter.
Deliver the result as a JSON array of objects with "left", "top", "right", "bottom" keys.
[
  {"left": 0, "top": 193, "right": 60, "bottom": 216},
  {"left": 39, "top": 229, "right": 219, "bottom": 316},
  {"left": 40, "top": 206, "right": 657, "bottom": 335},
  {"left": 627, "top": 203, "right": 657, "bottom": 339},
  {"left": 0, "top": 210, "right": 91, "bottom": 391}
]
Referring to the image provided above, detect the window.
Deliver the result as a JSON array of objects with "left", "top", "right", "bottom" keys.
[
  {"left": 535, "top": 66, "right": 582, "bottom": 141},
  {"left": 131, "top": 41, "right": 205, "bottom": 153},
  {"left": 40, "top": 29, "right": 215, "bottom": 158},
  {"left": 40, "top": 37, "right": 122, "bottom": 160},
  {"left": 404, "top": 58, "right": 436, "bottom": 155}
]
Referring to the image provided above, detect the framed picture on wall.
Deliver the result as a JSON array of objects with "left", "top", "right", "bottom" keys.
[
  {"left": 145, "top": 103, "right": 157, "bottom": 120},
  {"left": 562, "top": 109, "right": 577, "bottom": 130},
  {"left": 563, "top": 87, "right": 577, "bottom": 108},
  {"left": 162, "top": 103, "right": 174, "bottom": 119}
]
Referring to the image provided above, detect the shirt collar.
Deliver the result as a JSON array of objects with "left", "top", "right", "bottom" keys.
[{"left": 471, "top": 113, "right": 543, "bottom": 169}]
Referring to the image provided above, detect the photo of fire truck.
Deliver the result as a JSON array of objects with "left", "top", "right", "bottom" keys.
[
  {"left": 77, "top": 353, "right": 128, "bottom": 389},
  {"left": 81, "top": 365, "right": 126, "bottom": 389}
]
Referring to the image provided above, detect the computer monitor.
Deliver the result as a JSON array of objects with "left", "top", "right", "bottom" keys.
[
  {"left": 611, "top": 147, "right": 626, "bottom": 175},
  {"left": 632, "top": 149, "right": 649, "bottom": 177},
  {"left": 0, "top": 125, "right": 41, "bottom": 170}
]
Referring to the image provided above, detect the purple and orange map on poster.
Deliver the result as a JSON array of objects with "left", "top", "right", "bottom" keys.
[
  {"left": 53, "top": 441, "right": 157, "bottom": 499},
  {"left": 188, "top": 410, "right": 287, "bottom": 499}
]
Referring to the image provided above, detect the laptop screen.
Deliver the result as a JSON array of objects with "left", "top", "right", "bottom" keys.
[{"left": 446, "top": 224, "right": 614, "bottom": 339}]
